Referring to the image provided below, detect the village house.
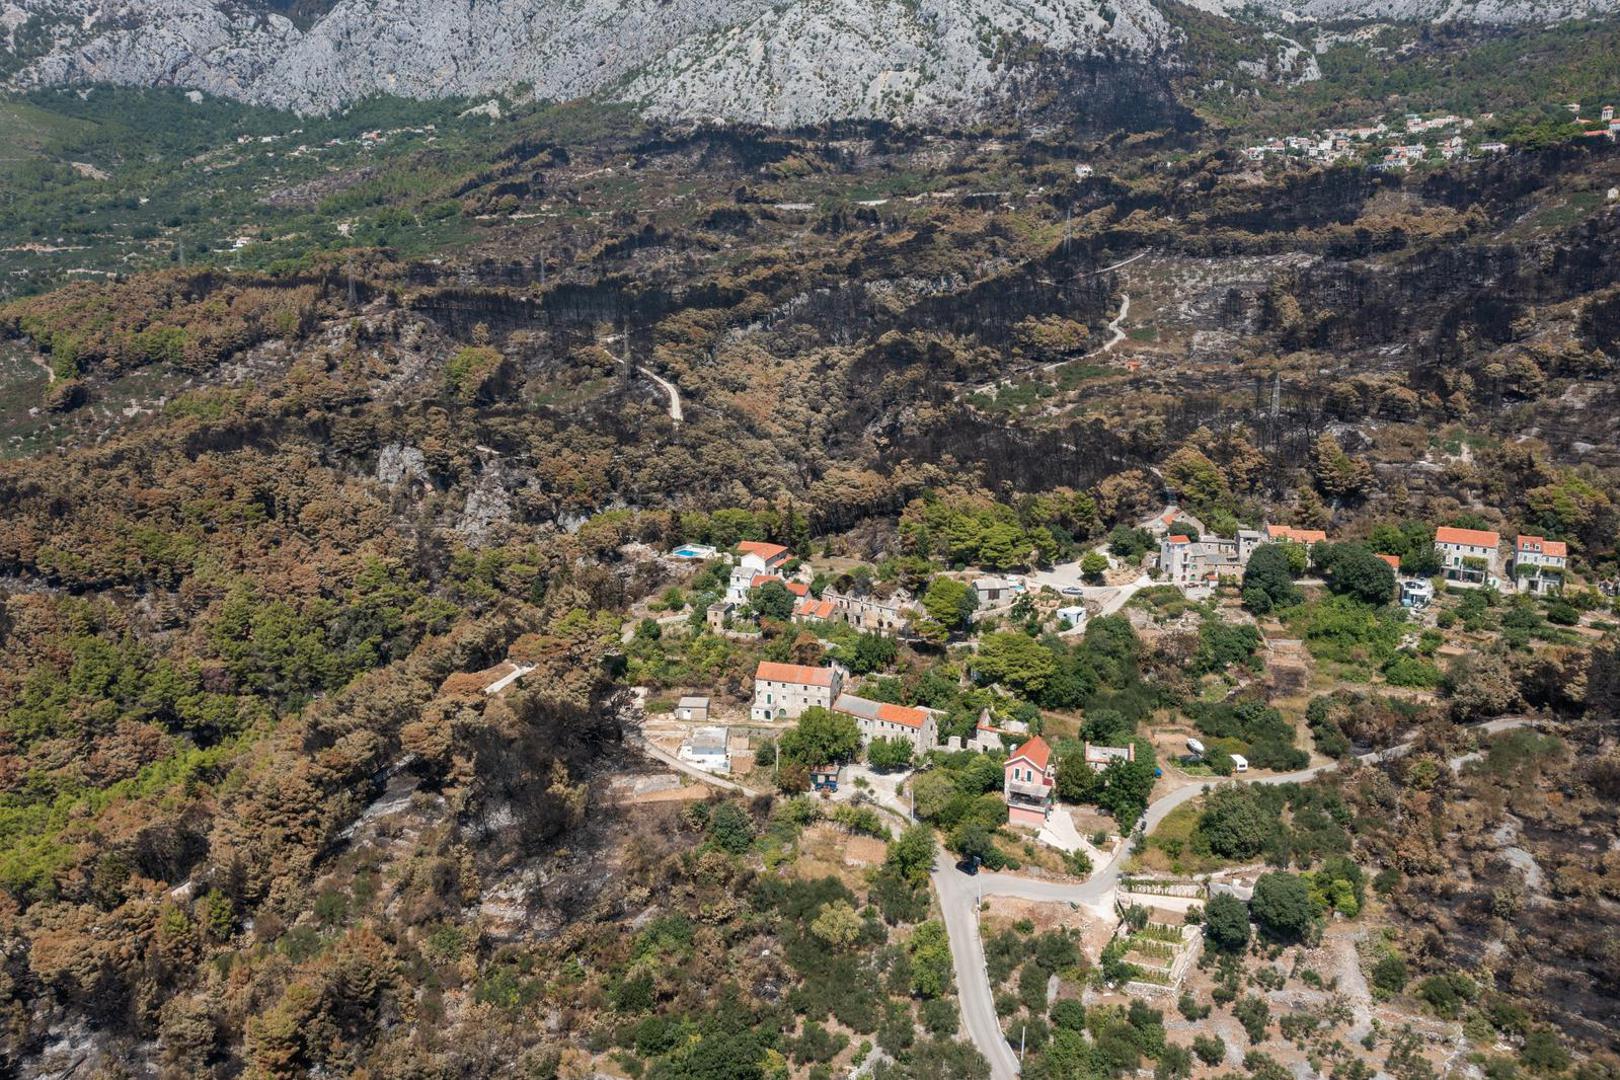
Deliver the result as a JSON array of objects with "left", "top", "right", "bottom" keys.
[
  {"left": 1514, "top": 534, "right": 1568, "bottom": 595},
  {"left": 974, "top": 576, "right": 1015, "bottom": 608},
  {"left": 750, "top": 573, "right": 809, "bottom": 598},
  {"left": 1435, "top": 526, "right": 1502, "bottom": 587},
  {"left": 675, "top": 696, "right": 710, "bottom": 723},
  {"left": 1081, "top": 741, "right": 1136, "bottom": 772},
  {"left": 1056, "top": 605, "right": 1087, "bottom": 630},
  {"left": 793, "top": 595, "right": 837, "bottom": 622},
  {"left": 832, "top": 693, "right": 938, "bottom": 754},
  {"left": 1004, "top": 736, "right": 1056, "bottom": 828},
  {"left": 825, "top": 586, "right": 913, "bottom": 634},
  {"left": 1158, "top": 529, "right": 1267, "bottom": 589},
  {"left": 968, "top": 707, "right": 1029, "bottom": 753},
  {"left": 706, "top": 600, "right": 737, "bottom": 630},
  {"left": 679, "top": 726, "right": 730, "bottom": 773},
  {"left": 1400, "top": 578, "right": 1435, "bottom": 608},
  {"left": 1265, "top": 524, "right": 1327, "bottom": 546},
  {"left": 726, "top": 541, "right": 793, "bottom": 602},
  {"left": 750, "top": 661, "right": 845, "bottom": 721}
]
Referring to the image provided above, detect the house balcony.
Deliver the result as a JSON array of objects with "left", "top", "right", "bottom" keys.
[{"left": 1006, "top": 779, "right": 1052, "bottom": 804}]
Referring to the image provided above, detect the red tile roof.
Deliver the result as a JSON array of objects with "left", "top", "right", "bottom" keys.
[
  {"left": 1517, "top": 535, "right": 1568, "bottom": 558},
  {"left": 1007, "top": 736, "right": 1052, "bottom": 772},
  {"left": 755, "top": 661, "right": 836, "bottom": 687},
  {"left": 1167, "top": 535, "right": 1191, "bottom": 544},
  {"left": 1376, "top": 553, "right": 1401, "bottom": 569},
  {"left": 737, "top": 541, "right": 789, "bottom": 562},
  {"left": 795, "top": 597, "right": 837, "bottom": 619},
  {"left": 1266, "top": 524, "right": 1328, "bottom": 544},
  {"left": 751, "top": 574, "right": 809, "bottom": 596},
  {"left": 877, "top": 703, "right": 932, "bottom": 730},
  {"left": 1435, "top": 526, "right": 1500, "bottom": 548}
]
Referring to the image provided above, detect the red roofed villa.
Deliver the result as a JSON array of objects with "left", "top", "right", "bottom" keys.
[
  {"left": 736, "top": 540, "right": 790, "bottom": 567},
  {"left": 751, "top": 661, "right": 845, "bottom": 721},
  {"left": 1435, "top": 526, "right": 1502, "bottom": 587},
  {"left": 1514, "top": 534, "right": 1568, "bottom": 595},
  {"left": 833, "top": 693, "right": 938, "bottom": 754},
  {"left": 1004, "top": 736, "right": 1056, "bottom": 827}
]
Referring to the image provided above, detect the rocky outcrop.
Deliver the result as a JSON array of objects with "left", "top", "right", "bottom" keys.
[{"left": 4, "top": 0, "right": 1618, "bottom": 121}]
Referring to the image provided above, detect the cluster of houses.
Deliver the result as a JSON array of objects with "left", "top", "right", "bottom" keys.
[
  {"left": 747, "top": 660, "right": 939, "bottom": 752},
  {"left": 1157, "top": 521, "right": 1569, "bottom": 600},
  {"left": 748, "top": 659, "right": 1136, "bottom": 828},
  {"left": 1435, "top": 527, "right": 1569, "bottom": 595},
  {"left": 700, "top": 540, "right": 919, "bottom": 636},
  {"left": 1159, "top": 523, "right": 1325, "bottom": 591},
  {"left": 1234, "top": 105, "right": 1620, "bottom": 173}
]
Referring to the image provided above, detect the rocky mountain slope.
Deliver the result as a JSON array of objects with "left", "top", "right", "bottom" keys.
[{"left": 3, "top": 0, "right": 1617, "bottom": 122}]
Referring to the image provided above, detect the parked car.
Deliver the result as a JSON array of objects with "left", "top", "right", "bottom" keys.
[
  {"left": 1230, "top": 753, "right": 1249, "bottom": 773},
  {"left": 1061, "top": 585, "right": 1084, "bottom": 596}
]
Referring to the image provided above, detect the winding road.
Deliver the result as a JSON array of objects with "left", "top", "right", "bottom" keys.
[
  {"left": 638, "top": 365, "right": 684, "bottom": 423},
  {"left": 935, "top": 716, "right": 1534, "bottom": 1080}
]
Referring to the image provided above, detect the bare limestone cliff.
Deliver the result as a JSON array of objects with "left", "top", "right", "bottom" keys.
[{"left": 2, "top": 0, "right": 1617, "bottom": 121}]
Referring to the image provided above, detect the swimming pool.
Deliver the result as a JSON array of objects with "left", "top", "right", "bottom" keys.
[{"left": 672, "top": 544, "right": 717, "bottom": 559}]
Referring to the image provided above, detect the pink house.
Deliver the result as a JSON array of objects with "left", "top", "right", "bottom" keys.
[{"left": 1004, "top": 736, "right": 1055, "bottom": 828}]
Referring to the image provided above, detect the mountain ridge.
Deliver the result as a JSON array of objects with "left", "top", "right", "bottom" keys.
[{"left": 3, "top": 0, "right": 1618, "bottom": 121}]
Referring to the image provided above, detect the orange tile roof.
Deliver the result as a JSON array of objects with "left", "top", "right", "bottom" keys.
[
  {"left": 737, "top": 540, "right": 789, "bottom": 562},
  {"left": 755, "top": 661, "right": 836, "bottom": 687},
  {"left": 1517, "top": 535, "right": 1568, "bottom": 558},
  {"left": 876, "top": 702, "right": 932, "bottom": 730},
  {"left": 1007, "top": 736, "right": 1052, "bottom": 772},
  {"left": 1376, "top": 554, "right": 1401, "bottom": 569},
  {"left": 1167, "top": 535, "right": 1191, "bottom": 544},
  {"left": 794, "top": 597, "right": 836, "bottom": 619},
  {"left": 749, "top": 574, "right": 809, "bottom": 596},
  {"left": 1266, "top": 524, "right": 1328, "bottom": 544},
  {"left": 1435, "top": 526, "right": 1500, "bottom": 548}
]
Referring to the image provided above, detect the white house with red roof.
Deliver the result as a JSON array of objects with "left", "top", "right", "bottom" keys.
[
  {"left": 750, "top": 661, "right": 845, "bottom": 721},
  {"left": 833, "top": 693, "right": 938, "bottom": 754},
  {"left": 1514, "top": 535, "right": 1568, "bottom": 595},
  {"left": 1004, "top": 736, "right": 1056, "bottom": 828},
  {"left": 727, "top": 540, "right": 795, "bottom": 602},
  {"left": 1435, "top": 526, "right": 1502, "bottom": 587}
]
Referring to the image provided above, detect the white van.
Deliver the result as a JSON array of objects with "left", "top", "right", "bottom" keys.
[
  {"left": 1230, "top": 753, "right": 1249, "bottom": 773},
  {"left": 1186, "top": 738, "right": 1206, "bottom": 757}
]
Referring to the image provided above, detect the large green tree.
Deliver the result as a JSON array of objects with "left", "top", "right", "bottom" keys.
[
  {"left": 751, "top": 578, "right": 796, "bottom": 621},
  {"left": 1198, "top": 785, "right": 1273, "bottom": 860},
  {"left": 1251, "top": 871, "right": 1313, "bottom": 942},
  {"left": 778, "top": 707, "right": 862, "bottom": 766},
  {"left": 974, "top": 632, "right": 1058, "bottom": 696},
  {"left": 1202, "top": 892, "right": 1252, "bottom": 953},
  {"left": 1241, "top": 544, "right": 1301, "bottom": 615},
  {"left": 1317, "top": 543, "right": 1397, "bottom": 606}
]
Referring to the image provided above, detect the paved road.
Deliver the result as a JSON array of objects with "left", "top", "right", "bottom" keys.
[{"left": 934, "top": 715, "right": 1533, "bottom": 1079}]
